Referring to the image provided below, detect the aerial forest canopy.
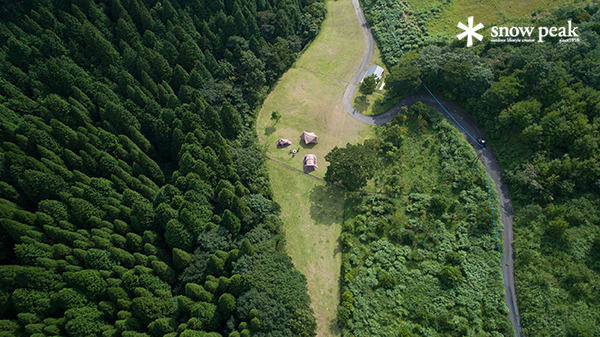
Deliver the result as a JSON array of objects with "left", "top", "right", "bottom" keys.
[
  {"left": 362, "top": 0, "right": 600, "bottom": 334},
  {"left": 336, "top": 103, "right": 511, "bottom": 336},
  {"left": 0, "top": 0, "right": 326, "bottom": 336}
]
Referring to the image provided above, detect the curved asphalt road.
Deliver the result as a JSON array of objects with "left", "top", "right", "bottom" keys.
[{"left": 345, "top": 0, "right": 522, "bottom": 335}]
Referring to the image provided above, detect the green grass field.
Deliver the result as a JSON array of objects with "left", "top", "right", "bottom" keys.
[
  {"left": 258, "top": 69, "right": 372, "bottom": 176},
  {"left": 426, "top": 0, "right": 573, "bottom": 36},
  {"left": 256, "top": 0, "right": 374, "bottom": 335},
  {"left": 295, "top": 0, "right": 365, "bottom": 82},
  {"left": 267, "top": 163, "right": 346, "bottom": 336}
]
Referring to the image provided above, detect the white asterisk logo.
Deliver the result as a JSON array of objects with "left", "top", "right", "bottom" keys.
[{"left": 457, "top": 17, "right": 484, "bottom": 47}]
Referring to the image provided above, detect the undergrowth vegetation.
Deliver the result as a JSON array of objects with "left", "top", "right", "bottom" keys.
[
  {"left": 360, "top": 0, "right": 438, "bottom": 67},
  {"left": 337, "top": 103, "right": 511, "bottom": 336},
  {"left": 365, "top": 1, "right": 600, "bottom": 334}
]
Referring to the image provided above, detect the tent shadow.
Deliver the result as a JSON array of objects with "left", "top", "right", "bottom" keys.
[
  {"left": 300, "top": 141, "right": 316, "bottom": 149},
  {"left": 303, "top": 166, "right": 317, "bottom": 173},
  {"left": 309, "top": 184, "right": 344, "bottom": 226}
]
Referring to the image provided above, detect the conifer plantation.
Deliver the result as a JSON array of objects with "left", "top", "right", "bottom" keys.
[{"left": 0, "top": 0, "right": 326, "bottom": 336}]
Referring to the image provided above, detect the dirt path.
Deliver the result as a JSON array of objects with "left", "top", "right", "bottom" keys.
[{"left": 344, "top": 0, "right": 523, "bottom": 335}]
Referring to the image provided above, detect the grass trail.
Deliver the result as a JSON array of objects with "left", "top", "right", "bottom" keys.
[{"left": 256, "top": 0, "right": 374, "bottom": 335}]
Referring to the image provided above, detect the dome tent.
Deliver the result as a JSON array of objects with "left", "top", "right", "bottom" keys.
[
  {"left": 300, "top": 131, "right": 317, "bottom": 144},
  {"left": 276, "top": 138, "right": 292, "bottom": 147},
  {"left": 303, "top": 154, "right": 317, "bottom": 172}
]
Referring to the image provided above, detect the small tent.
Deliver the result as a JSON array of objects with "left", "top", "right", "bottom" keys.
[
  {"left": 276, "top": 138, "right": 292, "bottom": 147},
  {"left": 303, "top": 154, "right": 318, "bottom": 172},
  {"left": 300, "top": 131, "right": 318, "bottom": 144}
]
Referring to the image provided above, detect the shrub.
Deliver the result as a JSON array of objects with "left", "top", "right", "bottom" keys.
[
  {"left": 218, "top": 293, "right": 236, "bottom": 317},
  {"left": 148, "top": 318, "right": 177, "bottom": 337},
  {"left": 64, "top": 307, "right": 106, "bottom": 337},
  {"left": 360, "top": 75, "right": 377, "bottom": 95},
  {"left": 190, "top": 302, "right": 217, "bottom": 330},
  {"left": 131, "top": 296, "right": 174, "bottom": 325},
  {"left": 440, "top": 265, "right": 463, "bottom": 287}
]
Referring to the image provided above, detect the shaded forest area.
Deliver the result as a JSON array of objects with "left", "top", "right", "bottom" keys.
[
  {"left": 0, "top": 0, "right": 326, "bottom": 336},
  {"left": 365, "top": 0, "right": 600, "bottom": 335}
]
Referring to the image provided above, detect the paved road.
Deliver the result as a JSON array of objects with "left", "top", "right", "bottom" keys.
[
  {"left": 345, "top": 0, "right": 523, "bottom": 335},
  {"left": 343, "top": 0, "right": 375, "bottom": 125}
]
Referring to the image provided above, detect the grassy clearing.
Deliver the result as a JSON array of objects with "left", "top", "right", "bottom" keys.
[
  {"left": 383, "top": 118, "right": 443, "bottom": 191},
  {"left": 427, "top": 0, "right": 571, "bottom": 36},
  {"left": 351, "top": 91, "right": 399, "bottom": 116},
  {"left": 296, "top": 0, "right": 365, "bottom": 82},
  {"left": 407, "top": 0, "right": 442, "bottom": 12},
  {"left": 258, "top": 69, "right": 371, "bottom": 177},
  {"left": 257, "top": 1, "right": 374, "bottom": 335},
  {"left": 371, "top": 44, "right": 385, "bottom": 69},
  {"left": 267, "top": 162, "right": 345, "bottom": 337},
  {"left": 351, "top": 88, "right": 401, "bottom": 116},
  {"left": 257, "top": 67, "right": 372, "bottom": 336}
]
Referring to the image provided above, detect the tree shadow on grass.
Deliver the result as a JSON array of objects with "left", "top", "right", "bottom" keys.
[
  {"left": 371, "top": 96, "right": 385, "bottom": 115},
  {"left": 328, "top": 317, "right": 342, "bottom": 336},
  {"left": 309, "top": 184, "right": 344, "bottom": 226},
  {"left": 354, "top": 95, "right": 370, "bottom": 113},
  {"left": 328, "top": 246, "right": 343, "bottom": 336},
  {"left": 264, "top": 125, "right": 275, "bottom": 136}
]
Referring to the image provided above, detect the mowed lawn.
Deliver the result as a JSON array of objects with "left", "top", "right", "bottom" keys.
[
  {"left": 259, "top": 69, "right": 370, "bottom": 176},
  {"left": 267, "top": 163, "right": 346, "bottom": 336},
  {"left": 295, "top": 0, "right": 364, "bottom": 82},
  {"left": 256, "top": 0, "right": 373, "bottom": 336}
]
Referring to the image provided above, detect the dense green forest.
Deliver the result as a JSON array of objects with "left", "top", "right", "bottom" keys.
[
  {"left": 362, "top": 0, "right": 600, "bottom": 335},
  {"left": 331, "top": 103, "right": 511, "bottom": 336},
  {"left": 0, "top": 0, "right": 327, "bottom": 336}
]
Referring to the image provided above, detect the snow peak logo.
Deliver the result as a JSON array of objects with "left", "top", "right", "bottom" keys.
[
  {"left": 457, "top": 17, "right": 580, "bottom": 46},
  {"left": 491, "top": 21, "right": 579, "bottom": 43},
  {"left": 457, "top": 16, "right": 484, "bottom": 47}
]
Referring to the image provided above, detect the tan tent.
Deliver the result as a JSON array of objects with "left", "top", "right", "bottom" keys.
[
  {"left": 303, "top": 154, "right": 318, "bottom": 172},
  {"left": 276, "top": 138, "right": 292, "bottom": 147},
  {"left": 300, "top": 131, "right": 318, "bottom": 144}
]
